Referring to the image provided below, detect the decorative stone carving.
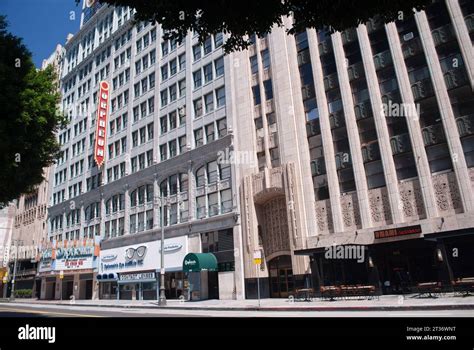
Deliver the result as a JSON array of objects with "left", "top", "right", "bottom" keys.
[
  {"left": 341, "top": 193, "right": 360, "bottom": 228},
  {"left": 315, "top": 199, "right": 333, "bottom": 233},
  {"left": 399, "top": 179, "right": 426, "bottom": 219},
  {"left": 368, "top": 188, "right": 392, "bottom": 224},
  {"left": 432, "top": 172, "right": 462, "bottom": 212},
  {"left": 260, "top": 196, "right": 290, "bottom": 257}
]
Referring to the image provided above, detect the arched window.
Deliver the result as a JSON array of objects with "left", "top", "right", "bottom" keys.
[{"left": 196, "top": 166, "right": 206, "bottom": 187}]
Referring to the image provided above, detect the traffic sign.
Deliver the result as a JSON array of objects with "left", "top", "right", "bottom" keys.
[{"left": 253, "top": 258, "right": 262, "bottom": 265}]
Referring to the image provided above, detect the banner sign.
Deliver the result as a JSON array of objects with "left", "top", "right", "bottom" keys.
[{"left": 94, "top": 81, "right": 110, "bottom": 168}]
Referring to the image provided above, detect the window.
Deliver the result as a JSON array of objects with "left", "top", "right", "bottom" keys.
[
  {"left": 148, "top": 97, "right": 154, "bottom": 114},
  {"left": 221, "top": 189, "right": 232, "bottom": 213},
  {"left": 169, "top": 58, "right": 177, "bottom": 76},
  {"left": 178, "top": 79, "right": 186, "bottom": 97},
  {"left": 217, "top": 118, "right": 227, "bottom": 137},
  {"left": 203, "top": 63, "right": 213, "bottom": 83},
  {"left": 250, "top": 55, "right": 258, "bottom": 74},
  {"left": 160, "top": 116, "right": 167, "bottom": 134},
  {"left": 204, "top": 93, "right": 214, "bottom": 113},
  {"left": 215, "top": 57, "right": 224, "bottom": 77},
  {"left": 139, "top": 127, "right": 146, "bottom": 144},
  {"left": 263, "top": 79, "right": 273, "bottom": 100},
  {"left": 252, "top": 85, "right": 261, "bottom": 105},
  {"left": 147, "top": 122, "right": 154, "bottom": 140},
  {"left": 193, "top": 44, "right": 201, "bottom": 61},
  {"left": 203, "top": 36, "right": 212, "bottom": 55},
  {"left": 216, "top": 87, "right": 225, "bottom": 108},
  {"left": 149, "top": 72, "right": 155, "bottom": 88},
  {"left": 214, "top": 33, "right": 223, "bottom": 48},
  {"left": 161, "top": 41, "right": 169, "bottom": 56},
  {"left": 169, "top": 84, "right": 177, "bottom": 102},
  {"left": 208, "top": 193, "right": 218, "bottom": 216},
  {"left": 194, "top": 98, "right": 203, "bottom": 118},
  {"left": 220, "top": 163, "right": 231, "bottom": 179},
  {"left": 130, "top": 214, "right": 137, "bottom": 234},
  {"left": 160, "top": 90, "right": 168, "bottom": 107},
  {"left": 146, "top": 210, "right": 153, "bottom": 230},
  {"left": 169, "top": 111, "right": 177, "bottom": 130},
  {"left": 193, "top": 70, "right": 202, "bottom": 89},
  {"left": 160, "top": 144, "right": 167, "bottom": 161},
  {"left": 196, "top": 196, "right": 206, "bottom": 218},
  {"left": 206, "top": 123, "right": 215, "bottom": 143},
  {"left": 261, "top": 49, "right": 270, "bottom": 69},
  {"left": 161, "top": 65, "right": 168, "bottom": 80},
  {"left": 195, "top": 128, "right": 204, "bottom": 147},
  {"left": 207, "top": 161, "right": 218, "bottom": 183},
  {"left": 179, "top": 135, "right": 187, "bottom": 153},
  {"left": 169, "top": 139, "right": 177, "bottom": 158},
  {"left": 178, "top": 53, "right": 186, "bottom": 70}
]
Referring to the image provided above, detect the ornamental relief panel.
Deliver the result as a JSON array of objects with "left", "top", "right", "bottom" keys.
[
  {"left": 340, "top": 192, "right": 361, "bottom": 229},
  {"left": 368, "top": 187, "right": 392, "bottom": 224},
  {"left": 260, "top": 196, "right": 290, "bottom": 258},
  {"left": 315, "top": 199, "right": 333, "bottom": 233},
  {"left": 432, "top": 172, "right": 462, "bottom": 213},
  {"left": 399, "top": 179, "right": 426, "bottom": 219}
]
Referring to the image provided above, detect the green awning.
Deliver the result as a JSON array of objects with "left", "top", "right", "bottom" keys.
[{"left": 183, "top": 253, "right": 218, "bottom": 273}]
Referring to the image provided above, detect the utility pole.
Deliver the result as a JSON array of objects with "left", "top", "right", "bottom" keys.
[{"left": 158, "top": 196, "right": 166, "bottom": 306}]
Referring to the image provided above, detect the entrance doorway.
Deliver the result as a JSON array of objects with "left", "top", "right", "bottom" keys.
[
  {"left": 268, "top": 255, "right": 294, "bottom": 298},
  {"left": 85, "top": 280, "right": 93, "bottom": 299}
]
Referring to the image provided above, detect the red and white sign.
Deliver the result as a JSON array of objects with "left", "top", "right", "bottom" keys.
[{"left": 94, "top": 81, "right": 110, "bottom": 168}]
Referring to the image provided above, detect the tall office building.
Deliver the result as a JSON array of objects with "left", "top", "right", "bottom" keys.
[
  {"left": 45, "top": 0, "right": 474, "bottom": 300},
  {"left": 234, "top": 0, "right": 474, "bottom": 297}
]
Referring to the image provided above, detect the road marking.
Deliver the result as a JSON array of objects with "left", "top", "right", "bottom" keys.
[{"left": 0, "top": 307, "right": 104, "bottom": 318}]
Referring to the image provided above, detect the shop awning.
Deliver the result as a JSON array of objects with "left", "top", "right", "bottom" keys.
[{"left": 183, "top": 253, "right": 218, "bottom": 273}]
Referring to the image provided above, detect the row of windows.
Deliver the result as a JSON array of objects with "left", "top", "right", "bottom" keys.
[
  {"left": 108, "top": 137, "right": 127, "bottom": 159},
  {"left": 159, "top": 136, "right": 186, "bottom": 161},
  {"left": 192, "top": 33, "right": 223, "bottom": 61},
  {"left": 194, "top": 118, "right": 227, "bottom": 147},
  {"left": 131, "top": 150, "right": 154, "bottom": 173},
  {"left": 160, "top": 79, "right": 186, "bottom": 106},
  {"left": 193, "top": 56, "right": 224, "bottom": 89},
  {"left": 112, "top": 67, "right": 130, "bottom": 89},
  {"left": 135, "top": 49, "right": 156, "bottom": 75},
  {"left": 132, "top": 123, "right": 154, "bottom": 148},
  {"left": 160, "top": 107, "right": 186, "bottom": 134},
  {"left": 132, "top": 97, "right": 155, "bottom": 122},
  {"left": 160, "top": 53, "right": 185, "bottom": 80},
  {"left": 193, "top": 86, "right": 226, "bottom": 118},
  {"left": 133, "top": 72, "right": 155, "bottom": 98},
  {"left": 136, "top": 27, "right": 157, "bottom": 53},
  {"left": 109, "top": 112, "right": 128, "bottom": 137}
]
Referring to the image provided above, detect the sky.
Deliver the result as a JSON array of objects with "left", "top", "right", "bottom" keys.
[{"left": 0, "top": 0, "right": 82, "bottom": 68}]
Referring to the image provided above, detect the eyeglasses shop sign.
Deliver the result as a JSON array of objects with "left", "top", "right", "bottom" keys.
[
  {"left": 99, "top": 236, "right": 187, "bottom": 274},
  {"left": 55, "top": 246, "right": 95, "bottom": 270}
]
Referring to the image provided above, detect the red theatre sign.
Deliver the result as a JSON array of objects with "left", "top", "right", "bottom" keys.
[{"left": 94, "top": 81, "right": 110, "bottom": 168}]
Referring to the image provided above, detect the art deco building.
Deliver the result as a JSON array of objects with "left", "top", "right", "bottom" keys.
[{"left": 233, "top": 0, "right": 474, "bottom": 297}]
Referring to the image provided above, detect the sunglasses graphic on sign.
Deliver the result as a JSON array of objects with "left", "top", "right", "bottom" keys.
[{"left": 125, "top": 246, "right": 147, "bottom": 261}]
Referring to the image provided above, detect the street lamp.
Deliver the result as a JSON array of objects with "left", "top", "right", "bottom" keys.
[
  {"left": 158, "top": 196, "right": 166, "bottom": 306},
  {"left": 9, "top": 239, "right": 23, "bottom": 301}
]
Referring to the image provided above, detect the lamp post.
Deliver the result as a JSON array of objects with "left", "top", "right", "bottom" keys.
[
  {"left": 9, "top": 239, "right": 22, "bottom": 301},
  {"left": 158, "top": 196, "right": 166, "bottom": 306}
]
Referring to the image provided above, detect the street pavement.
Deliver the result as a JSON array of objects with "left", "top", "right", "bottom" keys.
[
  {"left": 0, "top": 293, "right": 473, "bottom": 316},
  {"left": 0, "top": 302, "right": 473, "bottom": 317}
]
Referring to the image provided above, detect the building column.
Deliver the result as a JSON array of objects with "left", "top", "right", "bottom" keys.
[
  {"left": 124, "top": 184, "right": 130, "bottom": 235},
  {"left": 331, "top": 32, "right": 372, "bottom": 229},
  {"left": 357, "top": 25, "right": 403, "bottom": 224},
  {"left": 187, "top": 160, "right": 195, "bottom": 221},
  {"left": 446, "top": 0, "right": 474, "bottom": 90},
  {"left": 385, "top": 23, "right": 438, "bottom": 219},
  {"left": 415, "top": 11, "right": 474, "bottom": 213},
  {"left": 255, "top": 37, "right": 272, "bottom": 168},
  {"left": 307, "top": 29, "right": 344, "bottom": 233},
  {"left": 99, "top": 192, "right": 106, "bottom": 239}
]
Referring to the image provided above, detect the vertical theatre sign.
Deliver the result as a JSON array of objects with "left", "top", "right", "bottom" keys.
[{"left": 94, "top": 81, "right": 110, "bottom": 168}]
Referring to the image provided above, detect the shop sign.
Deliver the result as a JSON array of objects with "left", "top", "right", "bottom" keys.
[
  {"left": 119, "top": 272, "right": 156, "bottom": 281},
  {"left": 94, "top": 81, "right": 110, "bottom": 168},
  {"left": 163, "top": 243, "right": 182, "bottom": 252},
  {"left": 100, "top": 236, "right": 187, "bottom": 274},
  {"left": 374, "top": 225, "right": 422, "bottom": 239}
]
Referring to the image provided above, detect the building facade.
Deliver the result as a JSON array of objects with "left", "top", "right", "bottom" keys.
[
  {"left": 0, "top": 203, "right": 16, "bottom": 297},
  {"left": 45, "top": 0, "right": 474, "bottom": 300},
  {"left": 234, "top": 0, "right": 474, "bottom": 297}
]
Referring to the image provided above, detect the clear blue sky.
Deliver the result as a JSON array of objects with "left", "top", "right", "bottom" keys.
[{"left": 0, "top": 0, "right": 82, "bottom": 68}]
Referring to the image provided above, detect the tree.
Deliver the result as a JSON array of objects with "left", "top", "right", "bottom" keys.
[
  {"left": 0, "top": 16, "right": 65, "bottom": 205},
  {"left": 95, "top": 0, "right": 431, "bottom": 52}
]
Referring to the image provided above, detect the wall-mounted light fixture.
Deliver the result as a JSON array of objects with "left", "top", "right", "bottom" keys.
[
  {"left": 368, "top": 256, "right": 374, "bottom": 268},
  {"left": 436, "top": 248, "right": 444, "bottom": 262}
]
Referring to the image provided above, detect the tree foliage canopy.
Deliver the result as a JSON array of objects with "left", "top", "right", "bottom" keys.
[
  {"left": 0, "top": 16, "right": 64, "bottom": 204},
  {"left": 95, "top": 0, "right": 430, "bottom": 52}
]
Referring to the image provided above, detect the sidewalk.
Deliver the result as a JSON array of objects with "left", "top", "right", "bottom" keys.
[{"left": 3, "top": 293, "right": 474, "bottom": 311}]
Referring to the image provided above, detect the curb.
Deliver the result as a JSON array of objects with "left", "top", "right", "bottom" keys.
[{"left": 4, "top": 300, "right": 474, "bottom": 312}]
